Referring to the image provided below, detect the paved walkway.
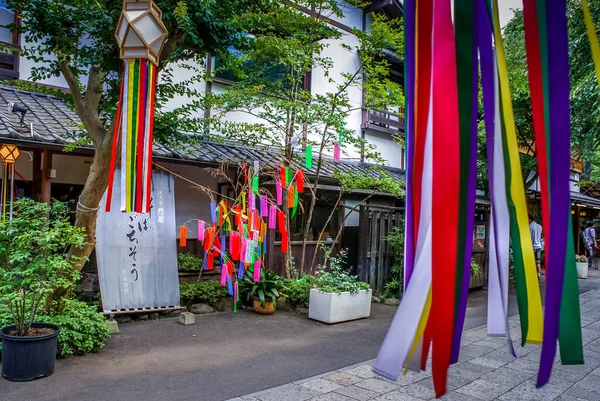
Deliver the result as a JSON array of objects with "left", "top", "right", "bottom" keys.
[{"left": 230, "top": 288, "right": 600, "bottom": 401}]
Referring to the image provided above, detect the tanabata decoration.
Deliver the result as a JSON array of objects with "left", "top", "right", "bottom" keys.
[
  {"left": 106, "top": 0, "right": 168, "bottom": 213},
  {"left": 374, "top": 0, "right": 584, "bottom": 397},
  {"left": 177, "top": 164, "right": 306, "bottom": 311},
  {"left": 0, "top": 144, "right": 20, "bottom": 220}
]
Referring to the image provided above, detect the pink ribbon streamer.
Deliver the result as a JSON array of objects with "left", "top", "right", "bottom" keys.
[
  {"left": 276, "top": 182, "right": 282, "bottom": 205},
  {"left": 268, "top": 205, "right": 277, "bottom": 229},
  {"left": 260, "top": 196, "right": 268, "bottom": 217},
  {"left": 198, "top": 220, "right": 205, "bottom": 241},
  {"left": 253, "top": 259, "right": 261, "bottom": 282}
]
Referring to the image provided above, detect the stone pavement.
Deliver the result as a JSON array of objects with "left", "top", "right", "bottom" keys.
[{"left": 229, "top": 288, "right": 600, "bottom": 401}]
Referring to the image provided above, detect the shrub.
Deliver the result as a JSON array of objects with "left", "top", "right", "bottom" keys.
[
  {"left": 180, "top": 280, "right": 228, "bottom": 305},
  {"left": 0, "top": 199, "right": 87, "bottom": 336},
  {"left": 313, "top": 246, "right": 370, "bottom": 294},
  {"left": 177, "top": 253, "right": 203, "bottom": 271},
  {"left": 0, "top": 300, "right": 109, "bottom": 357},
  {"left": 282, "top": 278, "right": 314, "bottom": 307}
]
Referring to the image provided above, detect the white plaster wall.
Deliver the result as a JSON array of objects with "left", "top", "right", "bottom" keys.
[
  {"left": 331, "top": 1, "right": 363, "bottom": 30},
  {"left": 13, "top": 152, "right": 92, "bottom": 184},
  {"left": 526, "top": 170, "right": 580, "bottom": 193},
  {"left": 160, "top": 62, "right": 206, "bottom": 113},
  {"left": 364, "top": 129, "right": 403, "bottom": 168},
  {"left": 310, "top": 32, "right": 363, "bottom": 161}
]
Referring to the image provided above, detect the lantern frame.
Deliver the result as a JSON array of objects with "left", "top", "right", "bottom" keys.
[
  {"left": 0, "top": 144, "right": 20, "bottom": 164},
  {"left": 115, "top": 0, "right": 168, "bottom": 66}
]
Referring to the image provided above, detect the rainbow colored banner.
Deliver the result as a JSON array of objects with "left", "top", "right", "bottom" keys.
[
  {"left": 106, "top": 59, "right": 157, "bottom": 213},
  {"left": 375, "top": 0, "right": 584, "bottom": 396}
]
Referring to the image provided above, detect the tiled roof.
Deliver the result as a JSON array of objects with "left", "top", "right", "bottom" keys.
[{"left": 0, "top": 85, "right": 405, "bottom": 186}]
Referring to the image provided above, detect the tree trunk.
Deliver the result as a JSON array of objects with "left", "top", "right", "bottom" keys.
[{"left": 69, "top": 141, "right": 113, "bottom": 271}]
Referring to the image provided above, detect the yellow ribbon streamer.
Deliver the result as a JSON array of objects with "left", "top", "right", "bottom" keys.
[
  {"left": 493, "top": 0, "right": 543, "bottom": 344},
  {"left": 581, "top": 0, "right": 600, "bottom": 88}
]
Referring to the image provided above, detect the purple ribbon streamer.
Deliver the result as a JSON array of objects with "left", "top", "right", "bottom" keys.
[
  {"left": 537, "top": 0, "right": 570, "bottom": 387},
  {"left": 238, "top": 262, "right": 245, "bottom": 279},
  {"left": 203, "top": 250, "right": 208, "bottom": 270},
  {"left": 227, "top": 274, "right": 233, "bottom": 296},
  {"left": 210, "top": 202, "right": 217, "bottom": 223},
  {"left": 451, "top": 0, "right": 480, "bottom": 363},
  {"left": 403, "top": 0, "right": 416, "bottom": 291}
]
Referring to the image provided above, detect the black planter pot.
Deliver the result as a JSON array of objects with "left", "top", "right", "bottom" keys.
[{"left": 1, "top": 323, "right": 60, "bottom": 382}]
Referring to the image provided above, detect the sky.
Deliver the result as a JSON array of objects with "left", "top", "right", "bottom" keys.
[{"left": 499, "top": 0, "right": 523, "bottom": 27}]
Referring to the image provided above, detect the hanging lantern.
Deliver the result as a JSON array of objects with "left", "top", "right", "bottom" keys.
[
  {"left": 0, "top": 144, "right": 20, "bottom": 164},
  {"left": 114, "top": 0, "right": 168, "bottom": 66},
  {"left": 0, "top": 144, "right": 20, "bottom": 220},
  {"left": 106, "top": 0, "right": 168, "bottom": 214}
]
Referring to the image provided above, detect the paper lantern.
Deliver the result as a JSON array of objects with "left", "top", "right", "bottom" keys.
[
  {"left": 106, "top": 0, "right": 168, "bottom": 213},
  {"left": 0, "top": 144, "right": 20, "bottom": 164},
  {"left": 115, "top": 0, "right": 168, "bottom": 66}
]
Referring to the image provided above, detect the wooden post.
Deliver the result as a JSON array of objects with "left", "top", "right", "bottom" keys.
[
  {"left": 575, "top": 205, "right": 581, "bottom": 254},
  {"left": 41, "top": 149, "right": 52, "bottom": 203},
  {"left": 267, "top": 228, "right": 275, "bottom": 271},
  {"left": 32, "top": 150, "right": 41, "bottom": 201}
]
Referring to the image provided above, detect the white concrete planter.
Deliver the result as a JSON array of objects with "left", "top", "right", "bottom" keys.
[
  {"left": 576, "top": 262, "right": 588, "bottom": 279},
  {"left": 308, "top": 289, "right": 372, "bottom": 324}
]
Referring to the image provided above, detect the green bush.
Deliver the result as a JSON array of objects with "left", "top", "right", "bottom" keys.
[
  {"left": 177, "top": 253, "right": 203, "bottom": 271},
  {"left": 180, "top": 280, "right": 228, "bottom": 304},
  {"left": 282, "top": 278, "right": 314, "bottom": 307},
  {"left": 0, "top": 299, "right": 110, "bottom": 357},
  {"left": 314, "top": 246, "right": 370, "bottom": 294}
]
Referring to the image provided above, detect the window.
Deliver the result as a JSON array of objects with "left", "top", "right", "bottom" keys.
[{"left": 0, "top": 3, "right": 19, "bottom": 79}]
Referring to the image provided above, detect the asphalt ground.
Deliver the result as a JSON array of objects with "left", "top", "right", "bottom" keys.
[{"left": 2, "top": 271, "right": 600, "bottom": 401}]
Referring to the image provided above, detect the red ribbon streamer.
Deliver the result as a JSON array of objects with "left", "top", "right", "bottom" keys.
[
  {"left": 431, "top": 0, "right": 460, "bottom": 396},
  {"left": 105, "top": 72, "right": 124, "bottom": 212}
]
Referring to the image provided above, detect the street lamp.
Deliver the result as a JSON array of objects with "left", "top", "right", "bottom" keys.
[{"left": 0, "top": 144, "right": 20, "bottom": 220}]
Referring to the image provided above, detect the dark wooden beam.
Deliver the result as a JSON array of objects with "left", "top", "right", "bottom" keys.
[
  {"left": 41, "top": 149, "right": 52, "bottom": 203},
  {"left": 32, "top": 150, "right": 41, "bottom": 201}
]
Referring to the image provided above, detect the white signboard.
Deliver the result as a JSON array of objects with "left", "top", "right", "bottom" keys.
[{"left": 96, "top": 171, "right": 180, "bottom": 313}]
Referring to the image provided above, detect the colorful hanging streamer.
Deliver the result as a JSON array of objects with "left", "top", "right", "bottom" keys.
[
  {"left": 522, "top": 0, "right": 583, "bottom": 387},
  {"left": 372, "top": 0, "right": 583, "bottom": 396},
  {"left": 106, "top": 59, "right": 157, "bottom": 213}
]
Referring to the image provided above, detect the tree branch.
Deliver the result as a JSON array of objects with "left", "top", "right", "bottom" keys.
[
  {"left": 58, "top": 60, "right": 106, "bottom": 147},
  {"left": 158, "top": 27, "right": 183, "bottom": 70}
]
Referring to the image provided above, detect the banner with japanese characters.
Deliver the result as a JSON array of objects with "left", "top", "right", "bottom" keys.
[{"left": 97, "top": 170, "right": 180, "bottom": 314}]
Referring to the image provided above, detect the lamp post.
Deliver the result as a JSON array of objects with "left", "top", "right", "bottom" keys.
[{"left": 0, "top": 144, "right": 21, "bottom": 220}]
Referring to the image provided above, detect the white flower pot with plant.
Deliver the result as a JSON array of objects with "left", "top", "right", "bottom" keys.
[
  {"left": 308, "top": 247, "right": 371, "bottom": 324},
  {"left": 576, "top": 255, "right": 588, "bottom": 279}
]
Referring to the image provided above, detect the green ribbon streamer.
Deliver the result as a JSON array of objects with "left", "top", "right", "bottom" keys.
[
  {"left": 453, "top": 0, "right": 475, "bottom": 339},
  {"left": 130, "top": 59, "right": 140, "bottom": 210},
  {"left": 252, "top": 176, "right": 259, "bottom": 193}
]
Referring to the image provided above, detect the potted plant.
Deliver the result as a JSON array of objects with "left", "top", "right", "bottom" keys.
[
  {"left": 309, "top": 247, "right": 371, "bottom": 324},
  {"left": 0, "top": 199, "right": 86, "bottom": 381},
  {"left": 576, "top": 254, "right": 588, "bottom": 279},
  {"left": 239, "top": 269, "right": 283, "bottom": 315}
]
